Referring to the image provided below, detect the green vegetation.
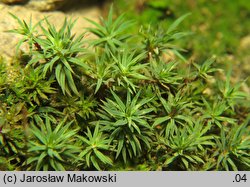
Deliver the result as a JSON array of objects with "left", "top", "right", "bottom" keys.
[
  {"left": 112, "top": 0, "right": 250, "bottom": 82},
  {"left": 27, "top": 116, "right": 80, "bottom": 171},
  {"left": 0, "top": 5, "right": 249, "bottom": 171}
]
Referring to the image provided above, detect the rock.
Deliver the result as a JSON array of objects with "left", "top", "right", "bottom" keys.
[
  {"left": 0, "top": 0, "right": 71, "bottom": 11},
  {"left": 26, "top": 0, "right": 69, "bottom": 11},
  {"left": 0, "top": 3, "right": 100, "bottom": 64},
  {"left": 0, "top": 0, "right": 101, "bottom": 11},
  {"left": 0, "top": 0, "right": 26, "bottom": 4}
]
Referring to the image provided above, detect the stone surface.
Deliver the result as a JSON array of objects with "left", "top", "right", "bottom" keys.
[
  {"left": 0, "top": 3, "right": 100, "bottom": 63},
  {"left": 0, "top": 0, "right": 26, "bottom": 4},
  {"left": 0, "top": 0, "right": 68, "bottom": 10},
  {"left": 26, "top": 0, "right": 69, "bottom": 11},
  {"left": 0, "top": 1, "right": 96, "bottom": 11}
]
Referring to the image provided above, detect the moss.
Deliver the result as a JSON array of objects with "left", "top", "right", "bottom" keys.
[{"left": 0, "top": 7, "right": 249, "bottom": 171}]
